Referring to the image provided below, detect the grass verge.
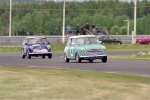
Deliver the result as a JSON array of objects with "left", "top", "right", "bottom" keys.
[
  {"left": 0, "top": 66, "right": 150, "bottom": 100},
  {"left": 0, "top": 43, "right": 150, "bottom": 53},
  {"left": 109, "top": 51, "right": 150, "bottom": 60}
]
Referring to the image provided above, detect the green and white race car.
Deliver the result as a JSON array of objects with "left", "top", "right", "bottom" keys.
[{"left": 64, "top": 35, "right": 107, "bottom": 63}]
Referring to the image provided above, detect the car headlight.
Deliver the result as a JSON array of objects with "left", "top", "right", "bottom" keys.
[
  {"left": 101, "top": 46, "right": 106, "bottom": 51},
  {"left": 30, "top": 46, "right": 34, "bottom": 50},
  {"left": 47, "top": 45, "right": 51, "bottom": 49},
  {"left": 81, "top": 48, "right": 86, "bottom": 52}
]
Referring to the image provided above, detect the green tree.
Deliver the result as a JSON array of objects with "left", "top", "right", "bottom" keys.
[
  {"left": 119, "top": 26, "right": 127, "bottom": 35},
  {"left": 21, "top": 13, "right": 32, "bottom": 34},
  {"left": 145, "top": 14, "right": 150, "bottom": 34},
  {"left": 110, "top": 25, "right": 120, "bottom": 35}
]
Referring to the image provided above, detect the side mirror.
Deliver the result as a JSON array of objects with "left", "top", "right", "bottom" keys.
[
  {"left": 70, "top": 42, "right": 75, "bottom": 46},
  {"left": 97, "top": 40, "right": 102, "bottom": 44},
  {"left": 99, "top": 41, "right": 102, "bottom": 44},
  {"left": 71, "top": 43, "right": 75, "bottom": 46}
]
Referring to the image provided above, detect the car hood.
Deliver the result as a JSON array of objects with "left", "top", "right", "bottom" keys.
[
  {"left": 136, "top": 38, "right": 148, "bottom": 40},
  {"left": 32, "top": 44, "right": 48, "bottom": 49},
  {"left": 77, "top": 44, "right": 103, "bottom": 50},
  {"left": 136, "top": 38, "right": 143, "bottom": 40}
]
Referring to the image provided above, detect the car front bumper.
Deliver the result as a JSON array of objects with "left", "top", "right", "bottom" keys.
[
  {"left": 28, "top": 49, "right": 52, "bottom": 55},
  {"left": 80, "top": 54, "right": 107, "bottom": 60}
]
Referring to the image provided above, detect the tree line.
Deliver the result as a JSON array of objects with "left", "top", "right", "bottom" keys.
[{"left": 0, "top": 0, "right": 150, "bottom": 36}]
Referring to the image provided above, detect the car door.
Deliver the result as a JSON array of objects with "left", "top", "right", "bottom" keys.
[
  {"left": 100, "top": 36, "right": 109, "bottom": 43},
  {"left": 66, "top": 38, "right": 75, "bottom": 59},
  {"left": 108, "top": 36, "right": 116, "bottom": 43},
  {"left": 22, "top": 39, "right": 28, "bottom": 54}
]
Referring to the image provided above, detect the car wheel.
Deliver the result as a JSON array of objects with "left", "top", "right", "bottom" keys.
[
  {"left": 22, "top": 50, "right": 26, "bottom": 59},
  {"left": 102, "top": 56, "right": 107, "bottom": 63},
  {"left": 27, "top": 51, "right": 31, "bottom": 59},
  {"left": 22, "top": 55, "right": 25, "bottom": 59},
  {"left": 76, "top": 53, "right": 81, "bottom": 63},
  {"left": 89, "top": 59, "right": 93, "bottom": 62},
  {"left": 117, "top": 42, "right": 121, "bottom": 45},
  {"left": 48, "top": 53, "right": 52, "bottom": 59},
  {"left": 42, "top": 55, "right": 45, "bottom": 59},
  {"left": 64, "top": 53, "right": 69, "bottom": 62}
]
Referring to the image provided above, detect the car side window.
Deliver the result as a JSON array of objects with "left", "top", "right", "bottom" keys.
[
  {"left": 22, "top": 39, "right": 25, "bottom": 45},
  {"left": 22, "top": 39, "right": 28, "bottom": 45},
  {"left": 70, "top": 39, "right": 75, "bottom": 46},
  {"left": 67, "top": 39, "right": 71, "bottom": 46},
  {"left": 25, "top": 39, "right": 28, "bottom": 44},
  {"left": 109, "top": 36, "right": 115, "bottom": 40},
  {"left": 103, "top": 36, "right": 108, "bottom": 40}
]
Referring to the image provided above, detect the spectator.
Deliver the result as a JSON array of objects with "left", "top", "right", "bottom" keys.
[
  {"left": 97, "top": 28, "right": 102, "bottom": 35},
  {"left": 71, "top": 27, "right": 74, "bottom": 35},
  {"left": 140, "top": 32, "right": 143, "bottom": 35},
  {"left": 76, "top": 24, "right": 80, "bottom": 35},
  {"left": 85, "top": 23, "right": 90, "bottom": 31},
  {"left": 101, "top": 27, "right": 107, "bottom": 35},
  {"left": 91, "top": 24, "right": 96, "bottom": 34},
  {"left": 66, "top": 25, "right": 71, "bottom": 35},
  {"left": 81, "top": 24, "right": 86, "bottom": 35}
]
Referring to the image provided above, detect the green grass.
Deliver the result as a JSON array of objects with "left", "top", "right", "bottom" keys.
[
  {"left": 0, "top": 46, "right": 21, "bottom": 53},
  {"left": 0, "top": 66, "right": 150, "bottom": 100},
  {"left": 0, "top": 43, "right": 150, "bottom": 53},
  {"left": 109, "top": 51, "right": 150, "bottom": 60},
  {"left": 104, "top": 43, "right": 150, "bottom": 51},
  {"left": 109, "top": 54, "right": 150, "bottom": 60},
  {"left": 0, "top": 43, "right": 66, "bottom": 53}
]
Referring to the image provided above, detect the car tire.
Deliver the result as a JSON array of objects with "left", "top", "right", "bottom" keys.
[
  {"left": 22, "top": 50, "right": 26, "bottom": 59},
  {"left": 27, "top": 51, "right": 31, "bottom": 59},
  {"left": 42, "top": 55, "right": 45, "bottom": 59},
  {"left": 89, "top": 59, "right": 93, "bottom": 62},
  {"left": 117, "top": 42, "right": 121, "bottom": 45},
  {"left": 64, "top": 53, "right": 69, "bottom": 62},
  {"left": 102, "top": 56, "right": 107, "bottom": 63},
  {"left": 22, "top": 55, "right": 25, "bottom": 59},
  {"left": 48, "top": 53, "right": 52, "bottom": 59},
  {"left": 76, "top": 53, "right": 81, "bottom": 63}
]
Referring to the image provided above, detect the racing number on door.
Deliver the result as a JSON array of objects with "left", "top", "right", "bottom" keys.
[{"left": 70, "top": 47, "right": 73, "bottom": 56}]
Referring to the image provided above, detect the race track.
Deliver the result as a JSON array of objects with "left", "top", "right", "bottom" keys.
[{"left": 0, "top": 51, "right": 150, "bottom": 76}]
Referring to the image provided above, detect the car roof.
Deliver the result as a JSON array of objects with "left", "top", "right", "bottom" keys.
[{"left": 68, "top": 35, "right": 97, "bottom": 39}]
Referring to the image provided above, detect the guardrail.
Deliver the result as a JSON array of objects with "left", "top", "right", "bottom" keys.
[
  {"left": 0, "top": 36, "right": 62, "bottom": 46},
  {"left": 0, "top": 35, "right": 144, "bottom": 46}
]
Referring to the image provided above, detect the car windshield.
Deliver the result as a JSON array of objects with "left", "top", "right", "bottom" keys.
[
  {"left": 140, "top": 36, "right": 147, "bottom": 39},
  {"left": 76, "top": 37, "right": 98, "bottom": 45},
  {"left": 28, "top": 38, "right": 47, "bottom": 44}
]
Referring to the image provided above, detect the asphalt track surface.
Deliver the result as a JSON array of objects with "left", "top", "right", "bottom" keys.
[{"left": 0, "top": 50, "right": 150, "bottom": 76}]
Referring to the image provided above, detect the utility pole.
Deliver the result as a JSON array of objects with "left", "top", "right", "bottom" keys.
[
  {"left": 9, "top": 0, "right": 12, "bottom": 37},
  {"left": 133, "top": 0, "right": 137, "bottom": 44},
  {"left": 62, "top": 0, "right": 66, "bottom": 43},
  {"left": 124, "top": 20, "right": 129, "bottom": 36}
]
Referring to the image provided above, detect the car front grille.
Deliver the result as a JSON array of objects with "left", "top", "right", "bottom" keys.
[{"left": 85, "top": 49, "right": 102, "bottom": 56}]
